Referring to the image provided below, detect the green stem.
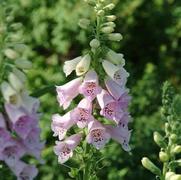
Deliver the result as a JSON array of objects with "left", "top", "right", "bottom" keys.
[{"left": 30, "top": 85, "right": 55, "bottom": 97}]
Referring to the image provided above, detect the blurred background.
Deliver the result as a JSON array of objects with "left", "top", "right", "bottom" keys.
[{"left": 1, "top": 0, "right": 181, "bottom": 179}]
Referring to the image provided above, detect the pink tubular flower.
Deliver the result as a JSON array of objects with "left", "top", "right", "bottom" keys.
[
  {"left": 79, "top": 70, "right": 101, "bottom": 101},
  {"left": 51, "top": 112, "right": 76, "bottom": 140},
  {"left": 86, "top": 120, "right": 110, "bottom": 149},
  {"left": 8, "top": 160, "right": 38, "bottom": 180},
  {"left": 97, "top": 89, "right": 124, "bottom": 123},
  {"left": 106, "top": 125, "right": 131, "bottom": 151},
  {"left": 105, "top": 78, "right": 131, "bottom": 110},
  {"left": 5, "top": 104, "right": 35, "bottom": 139},
  {"left": 102, "top": 60, "right": 129, "bottom": 87},
  {"left": 71, "top": 98, "right": 93, "bottom": 128},
  {"left": 54, "top": 133, "right": 82, "bottom": 164},
  {"left": 56, "top": 77, "right": 82, "bottom": 110}
]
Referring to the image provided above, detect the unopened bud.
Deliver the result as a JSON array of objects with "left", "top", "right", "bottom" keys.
[
  {"left": 4, "top": 49, "right": 18, "bottom": 59},
  {"left": 166, "top": 172, "right": 181, "bottom": 180},
  {"left": 159, "top": 151, "right": 169, "bottom": 162},
  {"left": 170, "top": 134, "right": 177, "bottom": 143},
  {"left": 165, "top": 122, "right": 171, "bottom": 135},
  {"left": 15, "top": 59, "right": 32, "bottom": 69},
  {"left": 153, "top": 132, "right": 167, "bottom": 148},
  {"left": 101, "top": 26, "right": 114, "bottom": 34},
  {"left": 173, "top": 145, "right": 181, "bottom": 154},
  {"left": 103, "top": 3, "right": 115, "bottom": 10},
  {"left": 90, "top": 39, "right": 100, "bottom": 48},
  {"left": 76, "top": 54, "right": 91, "bottom": 76},
  {"left": 97, "top": 10, "right": 105, "bottom": 16},
  {"left": 108, "top": 33, "right": 123, "bottom": 41},
  {"left": 141, "top": 157, "right": 161, "bottom": 176},
  {"left": 78, "top": 19, "right": 90, "bottom": 29},
  {"left": 106, "top": 15, "right": 117, "bottom": 22},
  {"left": 13, "top": 68, "right": 27, "bottom": 83},
  {"left": 106, "top": 49, "right": 125, "bottom": 65},
  {"left": 103, "top": 22, "right": 116, "bottom": 28},
  {"left": 8, "top": 72, "right": 24, "bottom": 92}
]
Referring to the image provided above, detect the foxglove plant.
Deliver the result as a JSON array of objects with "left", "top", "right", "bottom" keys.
[
  {"left": 0, "top": 4, "right": 44, "bottom": 179},
  {"left": 142, "top": 82, "right": 181, "bottom": 180},
  {"left": 52, "top": 0, "right": 132, "bottom": 178}
]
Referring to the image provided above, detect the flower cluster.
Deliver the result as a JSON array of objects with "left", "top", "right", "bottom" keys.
[
  {"left": 51, "top": 0, "right": 132, "bottom": 164},
  {"left": 0, "top": 67, "right": 44, "bottom": 179}
]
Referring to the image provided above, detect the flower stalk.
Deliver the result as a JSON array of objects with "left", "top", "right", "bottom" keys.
[{"left": 142, "top": 82, "right": 181, "bottom": 180}]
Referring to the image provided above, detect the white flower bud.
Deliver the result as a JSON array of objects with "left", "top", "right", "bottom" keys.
[
  {"left": 76, "top": 54, "right": 91, "bottom": 76},
  {"left": 12, "top": 68, "right": 27, "bottom": 83},
  {"left": 103, "top": 22, "right": 116, "bottom": 28},
  {"left": 63, "top": 56, "right": 82, "bottom": 77},
  {"left": 159, "top": 151, "right": 169, "bottom": 162},
  {"left": 90, "top": 39, "right": 100, "bottom": 48},
  {"left": 15, "top": 59, "right": 32, "bottom": 69},
  {"left": 8, "top": 72, "right": 24, "bottom": 92},
  {"left": 103, "top": 3, "right": 115, "bottom": 10},
  {"left": 141, "top": 157, "right": 161, "bottom": 176},
  {"left": 106, "top": 49, "right": 125, "bottom": 65},
  {"left": 108, "top": 33, "right": 123, "bottom": 41},
  {"left": 166, "top": 172, "right": 181, "bottom": 180},
  {"left": 101, "top": 26, "right": 114, "bottom": 34},
  {"left": 78, "top": 19, "right": 90, "bottom": 29},
  {"left": 173, "top": 145, "right": 181, "bottom": 154},
  {"left": 97, "top": 10, "right": 105, "bottom": 16},
  {"left": 153, "top": 132, "right": 167, "bottom": 148},
  {"left": 4, "top": 48, "right": 18, "bottom": 59},
  {"left": 106, "top": 15, "right": 117, "bottom": 22}
]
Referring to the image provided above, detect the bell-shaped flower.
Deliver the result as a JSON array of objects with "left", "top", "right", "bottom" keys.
[
  {"left": 102, "top": 60, "right": 129, "bottom": 87},
  {"left": 8, "top": 160, "right": 38, "bottom": 180},
  {"left": 54, "top": 133, "right": 82, "bottom": 164},
  {"left": 0, "top": 114, "right": 11, "bottom": 151},
  {"left": 79, "top": 70, "right": 102, "bottom": 101},
  {"left": 118, "top": 112, "right": 131, "bottom": 128},
  {"left": 97, "top": 89, "right": 124, "bottom": 123},
  {"left": 56, "top": 77, "right": 82, "bottom": 109},
  {"left": 86, "top": 120, "right": 110, "bottom": 149},
  {"left": 106, "top": 49, "right": 125, "bottom": 65},
  {"left": 76, "top": 54, "right": 91, "bottom": 76},
  {"left": 105, "top": 78, "right": 131, "bottom": 110},
  {"left": 0, "top": 139, "right": 26, "bottom": 166},
  {"left": 106, "top": 125, "right": 131, "bottom": 151},
  {"left": 22, "top": 127, "right": 44, "bottom": 162},
  {"left": 63, "top": 56, "right": 82, "bottom": 77},
  {"left": 20, "top": 91, "right": 40, "bottom": 113},
  {"left": 51, "top": 112, "right": 76, "bottom": 140},
  {"left": 0, "top": 81, "right": 20, "bottom": 105},
  {"left": 5, "top": 104, "right": 34, "bottom": 139},
  {"left": 71, "top": 98, "right": 93, "bottom": 128}
]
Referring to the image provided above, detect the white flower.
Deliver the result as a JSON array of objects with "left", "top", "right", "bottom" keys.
[
  {"left": 76, "top": 54, "right": 91, "bottom": 76},
  {"left": 63, "top": 56, "right": 82, "bottom": 77},
  {"left": 0, "top": 81, "right": 19, "bottom": 104}
]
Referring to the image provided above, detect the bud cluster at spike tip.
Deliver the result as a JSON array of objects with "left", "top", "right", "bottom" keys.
[
  {"left": 0, "top": 65, "right": 44, "bottom": 180},
  {"left": 51, "top": 0, "right": 132, "bottom": 164}
]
